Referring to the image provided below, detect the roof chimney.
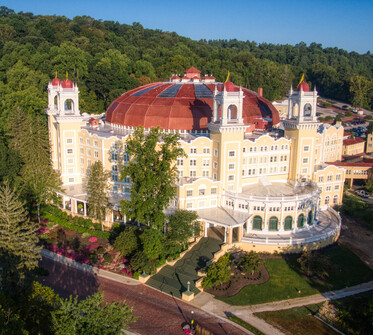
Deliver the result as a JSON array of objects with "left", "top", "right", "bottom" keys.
[{"left": 258, "top": 87, "right": 263, "bottom": 97}]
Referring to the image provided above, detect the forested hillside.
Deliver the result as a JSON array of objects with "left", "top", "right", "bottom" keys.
[{"left": 0, "top": 5, "right": 372, "bottom": 128}]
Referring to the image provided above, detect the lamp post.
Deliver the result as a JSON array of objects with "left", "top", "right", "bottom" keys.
[
  {"left": 191, "top": 310, "right": 194, "bottom": 330},
  {"left": 187, "top": 281, "right": 190, "bottom": 293}
]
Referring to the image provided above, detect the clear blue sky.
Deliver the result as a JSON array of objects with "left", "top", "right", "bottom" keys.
[{"left": 3, "top": 0, "right": 373, "bottom": 54}]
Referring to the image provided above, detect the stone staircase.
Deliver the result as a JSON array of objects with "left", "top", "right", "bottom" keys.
[{"left": 146, "top": 237, "right": 224, "bottom": 299}]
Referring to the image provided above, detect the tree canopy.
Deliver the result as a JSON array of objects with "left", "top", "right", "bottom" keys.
[{"left": 120, "top": 127, "right": 185, "bottom": 228}]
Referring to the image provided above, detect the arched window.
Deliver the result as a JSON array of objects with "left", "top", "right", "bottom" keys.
[
  {"left": 228, "top": 104, "right": 237, "bottom": 120},
  {"left": 325, "top": 196, "right": 330, "bottom": 206},
  {"left": 297, "top": 214, "right": 304, "bottom": 228},
  {"left": 284, "top": 216, "right": 293, "bottom": 230},
  {"left": 308, "top": 210, "right": 313, "bottom": 225},
  {"left": 304, "top": 103, "right": 312, "bottom": 117},
  {"left": 268, "top": 216, "right": 278, "bottom": 231},
  {"left": 64, "top": 99, "right": 73, "bottom": 112},
  {"left": 333, "top": 194, "right": 338, "bottom": 205},
  {"left": 53, "top": 95, "right": 57, "bottom": 105},
  {"left": 252, "top": 216, "right": 262, "bottom": 230}
]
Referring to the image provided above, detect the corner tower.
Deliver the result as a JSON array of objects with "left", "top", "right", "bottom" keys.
[
  {"left": 208, "top": 81, "right": 247, "bottom": 192},
  {"left": 47, "top": 74, "right": 84, "bottom": 185},
  {"left": 283, "top": 77, "right": 319, "bottom": 183}
]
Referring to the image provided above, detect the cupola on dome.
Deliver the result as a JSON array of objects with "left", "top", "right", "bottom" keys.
[
  {"left": 297, "top": 81, "right": 310, "bottom": 92},
  {"left": 62, "top": 79, "right": 73, "bottom": 89},
  {"left": 52, "top": 77, "right": 61, "bottom": 86}
]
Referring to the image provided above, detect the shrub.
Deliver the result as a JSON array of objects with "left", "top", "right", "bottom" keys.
[
  {"left": 237, "top": 251, "right": 263, "bottom": 275},
  {"left": 89, "top": 253, "right": 98, "bottom": 264},
  {"left": 130, "top": 251, "right": 152, "bottom": 273},
  {"left": 113, "top": 226, "right": 139, "bottom": 257},
  {"left": 297, "top": 250, "right": 331, "bottom": 279},
  {"left": 97, "top": 247, "right": 105, "bottom": 255},
  {"left": 202, "top": 254, "right": 231, "bottom": 289},
  {"left": 103, "top": 253, "right": 112, "bottom": 262}
]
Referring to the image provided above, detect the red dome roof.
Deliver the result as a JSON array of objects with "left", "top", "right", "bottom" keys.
[
  {"left": 224, "top": 81, "right": 235, "bottom": 92},
  {"left": 105, "top": 81, "right": 280, "bottom": 131},
  {"left": 52, "top": 77, "right": 61, "bottom": 86},
  {"left": 297, "top": 81, "right": 309, "bottom": 92},
  {"left": 62, "top": 79, "right": 73, "bottom": 88}
]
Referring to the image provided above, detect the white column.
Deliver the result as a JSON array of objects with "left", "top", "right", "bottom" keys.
[
  {"left": 63, "top": 196, "right": 66, "bottom": 209},
  {"left": 204, "top": 221, "right": 208, "bottom": 237},
  {"left": 84, "top": 202, "right": 87, "bottom": 216},
  {"left": 279, "top": 202, "right": 284, "bottom": 232},
  {"left": 263, "top": 204, "right": 268, "bottom": 232}
]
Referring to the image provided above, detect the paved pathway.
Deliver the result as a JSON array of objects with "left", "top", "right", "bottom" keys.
[{"left": 192, "top": 280, "right": 373, "bottom": 335}]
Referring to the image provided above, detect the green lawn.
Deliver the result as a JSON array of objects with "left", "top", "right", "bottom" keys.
[
  {"left": 255, "top": 304, "right": 338, "bottom": 335},
  {"left": 218, "top": 244, "right": 373, "bottom": 305},
  {"left": 255, "top": 291, "right": 373, "bottom": 335}
]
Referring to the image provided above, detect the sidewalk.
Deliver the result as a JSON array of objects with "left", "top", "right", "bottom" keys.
[
  {"left": 192, "top": 280, "right": 373, "bottom": 335},
  {"left": 41, "top": 249, "right": 140, "bottom": 286}
]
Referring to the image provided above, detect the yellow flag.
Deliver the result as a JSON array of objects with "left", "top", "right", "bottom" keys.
[
  {"left": 297, "top": 73, "right": 305, "bottom": 88},
  {"left": 224, "top": 71, "right": 230, "bottom": 83},
  {"left": 55, "top": 71, "right": 58, "bottom": 79},
  {"left": 66, "top": 70, "right": 68, "bottom": 79}
]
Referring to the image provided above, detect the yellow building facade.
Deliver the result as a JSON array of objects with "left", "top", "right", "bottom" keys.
[{"left": 47, "top": 73, "right": 343, "bottom": 252}]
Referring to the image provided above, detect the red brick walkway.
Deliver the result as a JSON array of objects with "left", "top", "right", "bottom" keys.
[{"left": 40, "top": 257, "right": 247, "bottom": 335}]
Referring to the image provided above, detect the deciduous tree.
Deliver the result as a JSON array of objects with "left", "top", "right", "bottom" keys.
[{"left": 120, "top": 127, "right": 185, "bottom": 228}]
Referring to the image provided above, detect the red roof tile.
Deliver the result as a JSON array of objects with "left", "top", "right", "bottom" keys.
[{"left": 343, "top": 138, "right": 365, "bottom": 146}]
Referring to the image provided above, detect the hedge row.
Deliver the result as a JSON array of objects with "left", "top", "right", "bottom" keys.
[{"left": 43, "top": 211, "right": 110, "bottom": 239}]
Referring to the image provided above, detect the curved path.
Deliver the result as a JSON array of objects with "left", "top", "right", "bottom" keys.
[
  {"left": 40, "top": 257, "right": 248, "bottom": 335},
  {"left": 192, "top": 280, "right": 373, "bottom": 335}
]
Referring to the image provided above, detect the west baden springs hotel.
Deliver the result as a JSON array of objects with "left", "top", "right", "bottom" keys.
[{"left": 47, "top": 67, "right": 344, "bottom": 253}]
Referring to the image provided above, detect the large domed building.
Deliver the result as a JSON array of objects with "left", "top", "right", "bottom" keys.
[
  {"left": 46, "top": 68, "right": 345, "bottom": 254},
  {"left": 106, "top": 67, "right": 280, "bottom": 132}
]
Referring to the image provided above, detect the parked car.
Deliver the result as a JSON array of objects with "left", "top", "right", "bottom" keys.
[{"left": 356, "top": 190, "right": 370, "bottom": 198}]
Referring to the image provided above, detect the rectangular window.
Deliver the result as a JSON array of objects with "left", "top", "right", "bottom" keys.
[
  {"left": 67, "top": 168, "right": 74, "bottom": 174},
  {"left": 199, "top": 189, "right": 205, "bottom": 196},
  {"left": 211, "top": 187, "right": 217, "bottom": 195},
  {"left": 190, "top": 170, "right": 196, "bottom": 177},
  {"left": 228, "top": 163, "right": 235, "bottom": 170},
  {"left": 190, "top": 159, "right": 196, "bottom": 166},
  {"left": 203, "top": 147, "right": 210, "bottom": 154},
  {"left": 303, "top": 158, "right": 309, "bottom": 164},
  {"left": 190, "top": 147, "right": 197, "bottom": 154},
  {"left": 94, "top": 150, "right": 98, "bottom": 158},
  {"left": 228, "top": 150, "right": 235, "bottom": 157},
  {"left": 203, "top": 159, "right": 209, "bottom": 166},
  {"left": 80, "top": 148, "right": 84, "bottom": 154},
  {"left": 177, "top": 158, "right": 184, "bottom": 166},
  {"left": 67, "top": 149, "right": 73, "bottom": 154},
  {"left": 335, "top": 185, "right": 340, "bottom": 190},
  {"left": 336, "top": 174, "right": 341, "bottom": 181},
  {"left": 79, "top": 137, "right": 83, "bottom": 144},
  {"left": 80, "top": 158, "right": 84, "bottom": 165},
  {"left": 94, "top": 140, "right": 98, "bottom": 147},
  {"left": 319, "top": 176, "right": 324, "bottom": 182},
  {"left": 178, "top": 170, "right": 183, "bottom": 177},
  {"left": 111, "top": 174, "right": 118, "bottom": 182},
  {"left": 304, "top": 145, "right": 310, "bottom": 152},
  {"left": 186, "top": 202, "right": 193, "bottom": 209},
  {"left": 87, "top": 159, "right": 91, "bottom": 167},
  {"left": 123, "top": 153, "right": 129, "bottom": 162},
  {"left": 67, "top": 158, "right": 74, "bottom": 164},
  {"left": 86, "top": 139, "right": 90, "bottom": 145},
  {"left": 112, "top": 165, "right": 118, "bottom": 172},
  {"left": 214, "top": 149, "right": 218, "bottom": 157},
  {"left": 66, "top": 138, "right": 73, "bottom": 144},
  {"left": 327, "top": 175, "right": 333, "bottom": 181},
  {"left": 302, "top": 168, "right": 308, "bottom": 174},
  {"left": 68, "top": 177, "right": 74, "bottom": 183},
  {"left": 187, "top": 190, "right": 193, "bottom": 197},
  {"left": 123, "top": 177, "right": 130, "bottom": 183},
  {"left": 213, "top": 161, "right": 218, "bottom": 169},
  {"left": 228, "top": 175, "right": 234, "bottom": 181},
  {"left": 326, "top": 186, "right": 332, "bottom": 192},
  {"left": 111, "top": 152, "right": 118, "bottom": 161},
  {"left": 198, "top": 200, "right": 206, "bottom": 208},
  {"left": 202, "top": 170, "right": 209, "bottom": 177}
]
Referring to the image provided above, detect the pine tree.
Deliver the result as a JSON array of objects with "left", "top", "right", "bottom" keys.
[
  {"left": 8, "top": 108, "right": 61, "bottom": 222},
  {"left": 86, "top": 161, "right": 110, "bottom": 230},
  {"left": 120, "top": 127, "right": 185, "bottom": 228},
  {"left": 0, "top": 182, "right": 42, "bottom": 293}
]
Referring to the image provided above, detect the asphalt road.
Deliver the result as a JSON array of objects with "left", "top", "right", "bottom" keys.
[{"left": 40, "top": 257, "right": 247, "bottom": 335}]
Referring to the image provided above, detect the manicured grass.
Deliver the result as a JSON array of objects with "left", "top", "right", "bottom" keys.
[
  {"left": 227, "top": 315, "right": 265, "bottom": 335},
  {"left": 218, "top": 244, "right": 373, "bottom": 305},
  {"left": 255, "top": 290, "right": 373, "bottom": 335},
  {"left": 255, "top": 304, "right": 338, "bottom": 335},
  {"left": 218, "top": 257, "right": 319, "bottom": 305}
]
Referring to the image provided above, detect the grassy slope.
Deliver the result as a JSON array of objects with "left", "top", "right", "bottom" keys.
[{"left": 218, "top": 244, "right": 373, "bottom": 306}]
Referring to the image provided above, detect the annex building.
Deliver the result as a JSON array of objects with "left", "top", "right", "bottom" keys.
[{"left": 47, "top": 67, "right": 344, "bottom": 253}]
